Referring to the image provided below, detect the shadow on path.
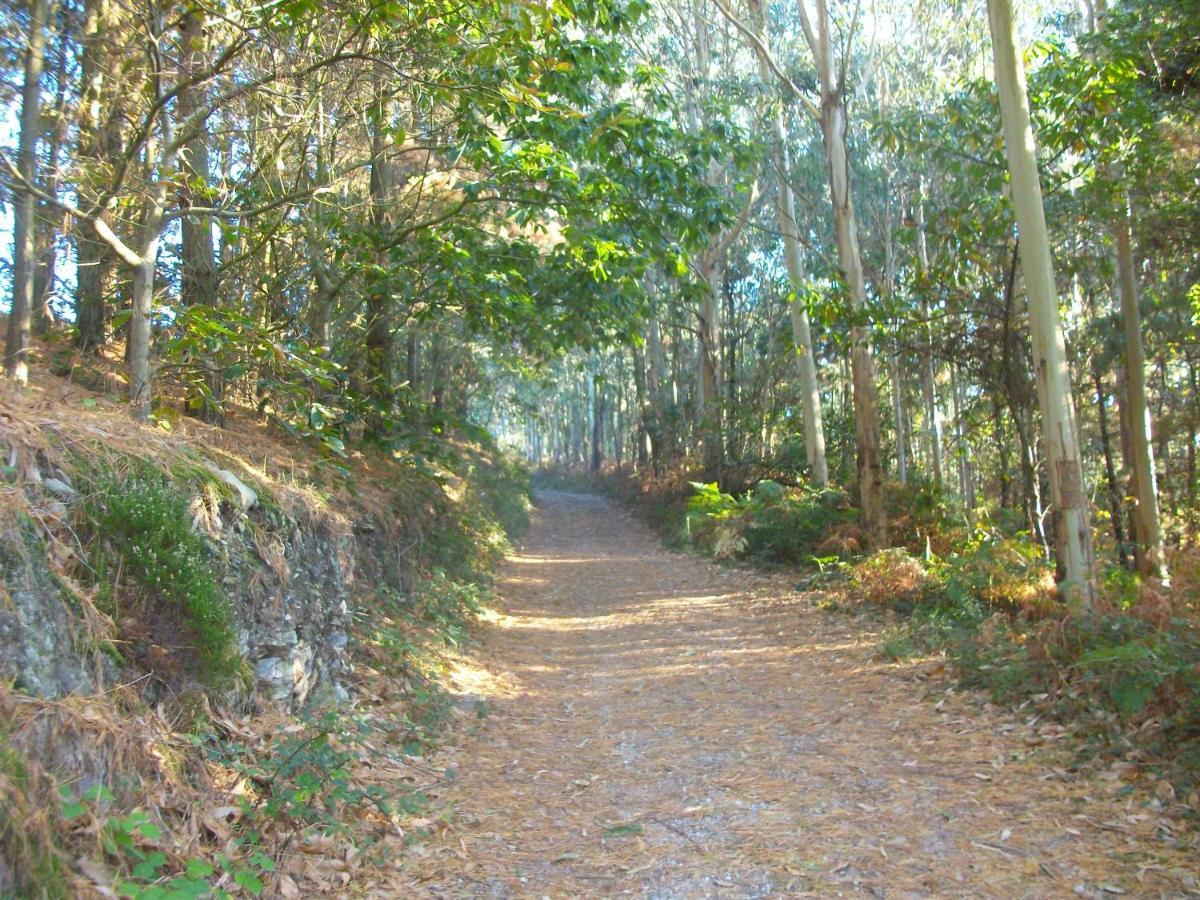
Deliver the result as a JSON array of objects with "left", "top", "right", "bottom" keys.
[{"left": 382, "top": 490, "right": 1197, "bottom": 898}]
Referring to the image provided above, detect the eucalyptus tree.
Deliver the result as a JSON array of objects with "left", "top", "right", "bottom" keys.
[
  {"left": 745, "top": 0, "right": 828, "bottom": 487},
  {"left": 987, "top": 0, "right": 1097, "bottom": 607},
  {"left": 714, "top": 0, "right": 887, "bottom": 546}
]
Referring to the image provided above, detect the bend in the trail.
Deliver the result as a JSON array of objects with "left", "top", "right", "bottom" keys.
[{"left": 381, "top": 490, "right": 1197, "bottom": 898}]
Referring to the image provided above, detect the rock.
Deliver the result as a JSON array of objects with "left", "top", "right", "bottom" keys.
[
  {"left": 257, "top": 621, "right": 299, "bottom": 654},
  {"left": 292, "top": 642, "right": 315, "bottom": 704},
  {"left": 307, "top": 678, "right": 351, "bottom": 710},
  {"left": 0, "top": 521, "right": 104, "bottom": 697},
  {"left": 42, "top": 476, "right": 76, "bottom": 499},
  {"left": 204, "top": 464, "right": 257, "bottom": 511},
  {"left": 255, "top": 657, "right": 292, "bottom": 702}
]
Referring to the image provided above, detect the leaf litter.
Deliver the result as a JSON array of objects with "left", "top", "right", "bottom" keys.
[{"left": 368, "top": 490, "right": 1199, "bottom": 897}]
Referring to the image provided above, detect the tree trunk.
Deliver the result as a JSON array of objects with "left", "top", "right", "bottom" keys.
[
  {"left": 951, "top": 364, "right": 974, "bottom": 510},
  {"left": 129, "top": 247, "right": 159, "bottom": 420},
  {"left": 748, "top": 0, "right": 828, "bottom": 486},
  {"left": 178, "top": 9, "right": 223, "bottom": 423},
  {"left": 1094, "top": 365, "right": 1131, "bottom": 567},
  {"left": 885, "top": 217, "right": 906, "bottom": 485},
  {"left": 988, "top": 0, "right": 1096, "bottom": 607},
  {"left": 32, "top": 7, "right": 69, "bottom": 336},
  {"left": 365, "top": 77, "right": 394, "bottom": 434},
  {"left": 4, "top": 0, "right": 51, "bottom": 383},
  {"left": 591, "top": 373, "right": 605, "bottom": 472},
  {"left": 818, "top": 48, "right": 886, "bottom": 545},
  {"left": 915, "top": 185, "right": 944, "bottom": 488},
  {"left": 992, "top": 398, "right": 1011, "bottom": 508},
  {"left": 75, "top": 0, "right": 120, "bottom": 352},
  {"left": 647, "top": 318, "right": 668, "bottom": 472},
  {"left": 697, "top": 258, "right": 723, "bottom": 479},
  {"left": 1113, "top": 198, "right": 1167, "bottom": 581},
  {"left": 632, "top": 345, "right": 650, "bottom": 469},
  {"left": 892, "top": 351, "right": 908, "bottom": 485}
]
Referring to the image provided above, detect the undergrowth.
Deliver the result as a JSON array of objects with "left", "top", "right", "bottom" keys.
[
  {"left": 1, "top": 434, "right": 531, "bottom": 896},
  {"left": 79, "top": 461, "right": 237, "bottom": 682},
  {"left": 556, "top": 463, "right": 1200, "bottom": 799},
  {"left": 851, "top": 536, "right": 1200, "bottom": 795}
]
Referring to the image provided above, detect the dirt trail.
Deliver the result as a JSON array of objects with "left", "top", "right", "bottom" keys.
[{"left": 387, "top": 491, "right": 1198, "bottom": 897}]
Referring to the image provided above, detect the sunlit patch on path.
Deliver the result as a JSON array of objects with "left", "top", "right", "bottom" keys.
[{"left": 374, "top": 490, "right": 1198, "bottom": 897}]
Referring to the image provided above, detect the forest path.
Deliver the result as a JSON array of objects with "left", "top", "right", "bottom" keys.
[{"left": 385, "top": 491, "right": 1197, "bottom": 898}]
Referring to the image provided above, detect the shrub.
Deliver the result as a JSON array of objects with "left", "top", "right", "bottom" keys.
[
  {"left": 849, "top": 548, "right": 933, "bottom": 609},
  {"left": 937, "top": 532, "right": 1058, "bottom": 616},
  {"left": 82, "top": 464, "right": 235, "bottom": 680},
  {"left": 884, "top": 476, "right": 952, "bottom": 552},
  {"left": 684, "top": 479, "right": 858, "bottom": 566}
]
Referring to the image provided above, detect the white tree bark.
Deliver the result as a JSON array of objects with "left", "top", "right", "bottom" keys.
[
  {"left": 809, "top": 0, "right": 887, "bottom": 546},
  {"left": 914, "top": 184, "right": 944, "bottom": 488},
  {"left": 747, "top": 0, "right": 829, "bottom": 487},
  {"left": 988, "top": 0, "right": 1096, "bottom": 608}
]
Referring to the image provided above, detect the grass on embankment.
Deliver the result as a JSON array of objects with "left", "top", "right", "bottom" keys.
[{"left": 0, "top": 366, "right": 532, "bottom": 898}]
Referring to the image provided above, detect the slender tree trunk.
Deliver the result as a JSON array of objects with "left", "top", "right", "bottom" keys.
[
  {"left": 129, "top": 215, "right": 164, "bottom": 420},
  {"left": 177, "top": 9, "right": 223, "bottom": 423},
  {"left": 647, "top": 318, "right": 668, "bottom": 472},
  {"left": 892, "top": 351, "right": 908, "bottom": 485},
  {"left": 1113, "top": 199, "right": 1167, "bottom": 581},
  {"left": 591, "top": 373, "right": 605, "bottom": 472},
  {"left": 406, "top": 329, "right": 419, "bottom": 394},
  {"left": 823, "top": 93, "right": 886, "bottom": 545},
  {"left": 632, "top": 345, "right": 650, "bottom": 469},
  {"left": 989, "top": 0, "right": 1096, "bottom": 607},
  {"left": 5, "top": 0, "right": 51, "bottom": 382},
  {"left": 915, "top": 185, "right": 944, "bottom": 488},
  {"left": 697, "top": 258, "right": 724, "bottom": 479},
  {"left": 993, "top": 399, "right": 1011, "bottom": 508},
  {"left": 365, "top": 100, "right": 394, "bottom": 433},
  {"left": 748, "top": 0, "right": 828, "bottom": 486},
  {"left": 1094, "top": 366, "right": 1130, "bottom": 567},
  {"left": 951, "top": 365, "right": 974, "bottom": 510},
  {"left": 75, "top": 0, "right": 120, "bottom": 352},
  {"left": 884, "top": 220, "right": 906, "bottom": 485},
  {"left": 32, "top": 8, "right": 69, "bottom": 336},
  {"left": 811, "top": 0, "right": 886, "bottom": 545}
]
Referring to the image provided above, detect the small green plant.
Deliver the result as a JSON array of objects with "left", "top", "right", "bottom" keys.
[
  {"left": 603, "top": 821, "right": 644, "bottom": 836},
  {"left": 684, "top": 479, "right": 858, "bottom": 565},
  {"left": 59, "top": 783, "right": 274, "bottom": 899},
  {"left": 82, "top": 463, "right": 235, "bottom": 680},
  {"left": 203, "top": 711, "right": 428, "bottom": 837}
]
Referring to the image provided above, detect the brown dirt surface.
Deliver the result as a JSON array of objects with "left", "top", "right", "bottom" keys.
[{"left": 377, "top": 491, "right": 1200, "bottom": 898}]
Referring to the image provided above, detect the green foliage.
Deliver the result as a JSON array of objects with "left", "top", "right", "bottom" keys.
[
  {"left": 464, "top": 452, "right": 534, "bottom": 542},
  {"left": 62, "top": 775, "right": 282, "bottom": 899},
  {"left": 163, "top": 305, "right": 350, "bottom": 462},
  {"left": 935, "top": 531, "right": 1056, "bottom": 615},
  {"left": 872, "top": 538, "right": 1200, "bottom": 786},
  {"left": 884, "top": 477, "right": 952, "bottom": 551},
  {"left": 81, "top": 464, "right": 236, "bottom": 680},
  {"left": 685, "top": 480, "right": 857, "bottom": 565},
  {"left": 203, "top": 711, "right": 422, "bottom": 835}
]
